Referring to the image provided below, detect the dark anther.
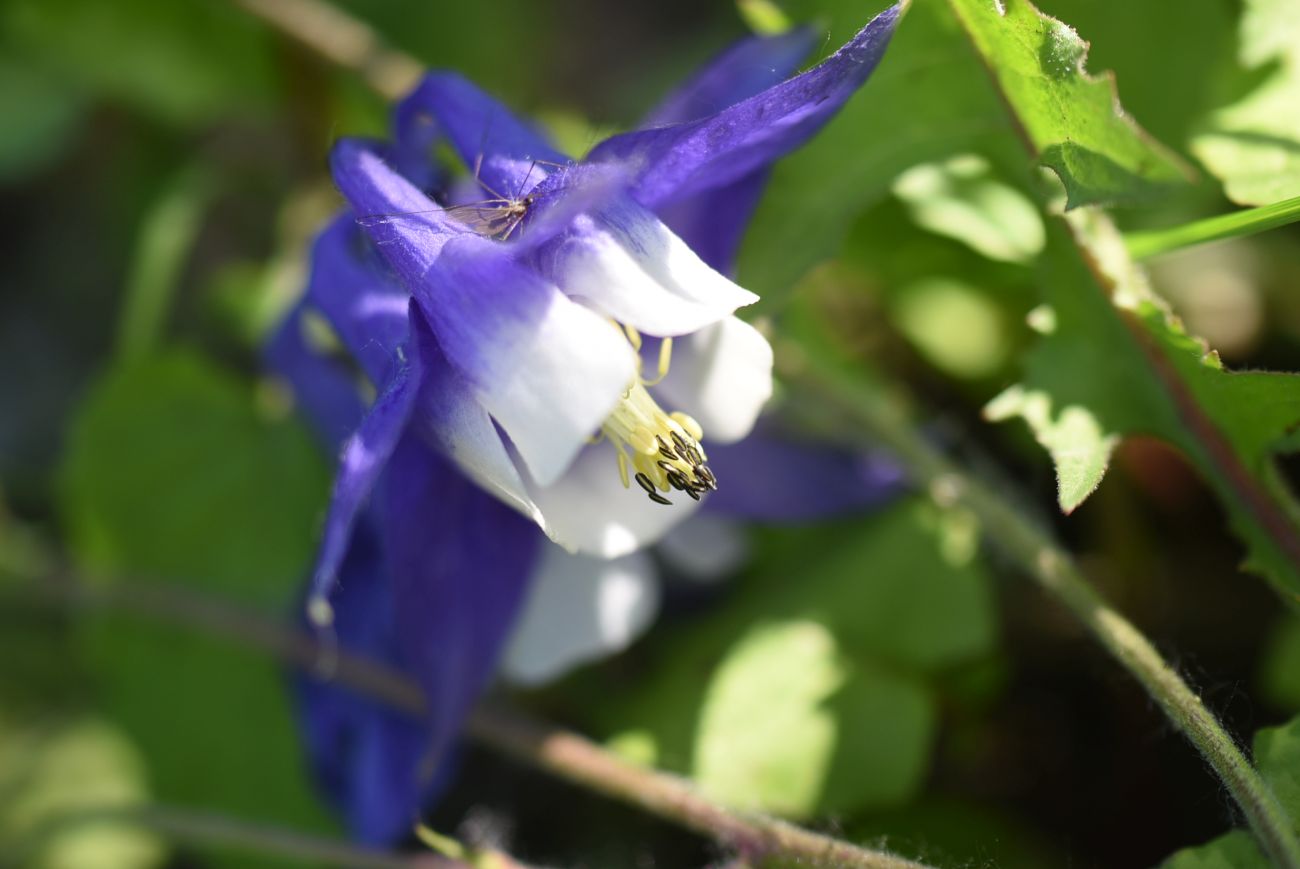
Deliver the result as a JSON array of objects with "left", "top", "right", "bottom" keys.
[
  {"left": 649, "top": 491, "right": 673, "bottom": 506},
  {"left": 671, "top": 431, "right": 689, "bottom": 454},
  {"left": 666, "top": 470, "right": 689, "bottom": 491},
  {"left": 685, "top": 488, "right": 702, "bottom": 501},
  {"left": 634, "top": 472, "right": 657, "bottom": 494},
  {"left": 657, "top": 437, "right": 678, "bottom": 459}
]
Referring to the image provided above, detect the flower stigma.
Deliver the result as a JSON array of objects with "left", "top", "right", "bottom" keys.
[{"left": 598, "top": 326, "right": 717, "bottom": 506}]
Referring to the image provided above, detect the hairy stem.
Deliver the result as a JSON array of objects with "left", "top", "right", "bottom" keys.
[
  {"left": 779, "top": 350, "right": 1300, "bottom": 869},
  {"left": 20, "top": 572, "right": 930, "bottom": 869}
]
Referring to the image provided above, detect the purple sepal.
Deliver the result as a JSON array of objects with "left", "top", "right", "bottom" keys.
[
  {"left": 654, "top": 168, "right": 771, "bottom": 275},
  {"left": 642, "top": 27, "right": 817, "bottom": 127},
  {"left": 378, "top": 434, "right": 540, "bottom": 767},
  {"left": 305, "top": 215, "right": 411, "bottom": 387},
  {"left": 587, "top": 5, "right": 902, "bottom": 208},
  {"left": 264, "top": 303, "right": 365, "bottom": 451},
  {"left": 307, "top": 303, "right": 425, "bottom": 607},
  {"left": 294, "top": 521, "right": 431, "bottom": 846},
  {"left": 395, "top": 72, "right": 569, "bottom": 200},
  {"left": 296, "top": 438, "right": 540, "bottom": 845},
  {"left": 703, "top": 428, "right": 907, "bottom": 521}
]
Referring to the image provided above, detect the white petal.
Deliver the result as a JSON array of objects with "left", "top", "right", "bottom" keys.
[
  {"left": 656, "top": 514, "right": 750, "bottom": 582},
  {"left": 541, "top": 197, "right": 758, "bottom": 337},
  {"left": 654, "top": 316, "right": 773, "bottom": 444},
  {"left": 500, "top": 545, "right": 659, "bottom": 685},
  {"left": 474, "top": 295, "right": 636, "bottom": 487},
  {"left": 423, "top": 237, "right": 638, "bottom": 489},
  {"left": 415, "top": 347, "right": 544, "bottom": 527},
  {"left": 521, "top": 440, "right": 706, "bottom": 558}
]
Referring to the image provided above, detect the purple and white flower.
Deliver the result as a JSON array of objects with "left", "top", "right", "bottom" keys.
[{"left": 269, "top": 6, "right": 904, "bottom": 844}]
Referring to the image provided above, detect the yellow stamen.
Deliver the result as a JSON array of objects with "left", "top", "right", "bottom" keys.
[
  {"left": 641, "top": 336, "right": 673, "bottom": 387},
  {"left": 615, "top": 446, "right": 630, "bottom": 488},
  {"left": 622, "top": 322, "right": 643, "bottom": 352},
  {"left": 599, "top": 379, "right": 715, "bottom": 506},
  {"left": 597, "top": 322, "right": 716, "bottom": 505}
]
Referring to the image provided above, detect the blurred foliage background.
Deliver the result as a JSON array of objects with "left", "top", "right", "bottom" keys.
[{"left": 2, "top": 0, "right": 1300, "bottom": 867}]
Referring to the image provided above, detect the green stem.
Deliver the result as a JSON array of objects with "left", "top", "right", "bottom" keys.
[
  {"left": 1125, "top": 194, "right": 1300, "bottom": 260},
  {"left": 116, "top": 165, "right": 215, "bottom": 360},
  {"left": 779, "top": 351, "right": 1300, "bottom": 869}
]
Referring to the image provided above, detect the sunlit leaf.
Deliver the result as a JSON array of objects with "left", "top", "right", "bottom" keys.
[
  {"left": 694, "top": 620, "right": 934, "bottom": 818},
  {"left": 984, "top": 385, "right": 1119, "bottom": 513},
  {"left": 990, "top": 214, "right": 1300, "bottom": 593},
  {"left": 0, "top": 718, "right": 165, "bottom": 869},
  {"left": 1193, "top": 0, "right": 1300, "bottom": 205},
  {"left": 1033, "top": 0, "right": 1233, "bottom": 154},
  {"left": 595, "top": 500, "right": 997, "bottom": 817},
  {"left": 893, "top": 277, "right": 1011, "bottom": 379},
  {"left": 944, "top": 0, "right": 1191, "bottom": 208},
  {"left": 892, "top": 154, "right": 1045, "bottom": 263},
  {"left": 936, "top": 0, "right": 1300, "bottom": 593}
]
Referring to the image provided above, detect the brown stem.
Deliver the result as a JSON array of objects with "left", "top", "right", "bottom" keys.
[
  {"left": 21, "top": 572, "right": 929, "bottom": 869},
  {"left": 466, "top": 706, "right": 928, "bottom": 869},
  {"left": 234, "top": 0, "right": 422, "bottom": 100}
]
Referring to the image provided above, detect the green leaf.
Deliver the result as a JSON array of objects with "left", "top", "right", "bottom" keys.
[
  {"left": 893, "top": 277, "right": 1013, "bottom": 380},
  {"left": 117, "top": 166, "right": 218, "bottom": 360},
  {"left": 989, "top": 213, "right": 1300, "bottom": 593},
  {"left": 2, "top": 0, "right": 277, "bottom": 125},
  {"left": 938, "top": 0, "right": 1300, "bottom": 591},
  {"left": 944, "top": 0, "right": 1191, "bottom": 208},
  {"left": 59, "top": 350, "right": 334, "bottom": 865},
  {"left": 60, "top": 350, "right": 327, "bottom": 601},
  {"left": 1192, "top": 0, "right": 1300, "bottom": 205},
  {"left": 595, "top": 499, "right": 997, "bottom": 818},
  {"left": 694, "top": 620, "right": 934, "bottom": 818},
  {"left": 0, "top": 58, "right": 83, "bottom": 183},
  {"left": 984, "top": 384, "right": 1119, "bottom": 513},
  {"left": 1259, "top": 614, "right": 1300, "bottom": 712},
  {"left": 1032, "top": 0, "right": 1234, "bottom": 155},
  {"left": 891, "top": 154, "right": 1046, "bottom": 264}
]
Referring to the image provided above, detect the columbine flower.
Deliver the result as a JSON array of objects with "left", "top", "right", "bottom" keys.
[
  {"left": 302, "top": 4, "right": 902, "bottom": 623},
  {"left": 270, "top": 6, "right": 903, "bottom": 845}
]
